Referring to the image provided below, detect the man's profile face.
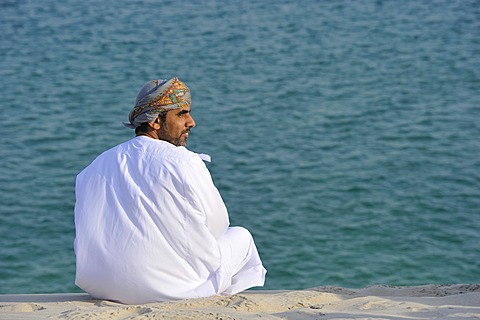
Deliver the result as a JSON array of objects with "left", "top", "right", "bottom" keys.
[{"left": 158, "top": 107, "right": 196, "bottom": 147}]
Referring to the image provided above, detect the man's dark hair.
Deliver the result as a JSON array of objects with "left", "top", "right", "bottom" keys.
[{"left": 135, "top": 111, "right": 168, "bottom": 135}]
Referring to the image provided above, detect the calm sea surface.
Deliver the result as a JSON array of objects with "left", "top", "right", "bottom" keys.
[{"left": 1, "top": 0, "right": 479, "bottom": 294}]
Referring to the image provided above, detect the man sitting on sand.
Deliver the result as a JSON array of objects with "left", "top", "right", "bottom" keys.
[{"left": 74, "top": 77, "right": 266, "bottom": 304}]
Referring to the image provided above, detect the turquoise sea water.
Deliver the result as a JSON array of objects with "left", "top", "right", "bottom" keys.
[{"left": 1, "top": 0, "right": 479, "bottom": 294}]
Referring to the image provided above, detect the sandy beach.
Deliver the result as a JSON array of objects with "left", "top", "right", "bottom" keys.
[{"left": 0, "top": 284, "right": 478, "bottom": 319}]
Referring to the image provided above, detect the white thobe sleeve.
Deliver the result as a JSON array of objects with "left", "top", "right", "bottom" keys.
[{"left": 184, "top": 155, "right": 230, "bottom": 240}]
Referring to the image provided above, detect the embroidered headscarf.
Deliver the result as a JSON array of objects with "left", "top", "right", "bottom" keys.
[{"left": 123, "top": 77, "right": 191, "bottom": 129}]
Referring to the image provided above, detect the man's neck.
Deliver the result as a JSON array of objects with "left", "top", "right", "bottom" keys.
[{"left": 136, "top": 132, "right": 159, "bottom": 140}]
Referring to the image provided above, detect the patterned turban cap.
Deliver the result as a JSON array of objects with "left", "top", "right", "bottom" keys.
[{"left": 123, "top": 77, "right": 191, "bottom": 129}]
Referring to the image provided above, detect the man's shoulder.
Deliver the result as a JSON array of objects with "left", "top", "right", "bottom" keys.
[
  {"left": 129, "top": 136, "right": 203, "bottom": 164},
  {"left": 79, "top": 137, "right": 203, "bottom": 175}
]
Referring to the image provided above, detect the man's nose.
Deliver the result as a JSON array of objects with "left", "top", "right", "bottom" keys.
[{"left": 187, "top": 115, "right": 196, "bottom": 128}]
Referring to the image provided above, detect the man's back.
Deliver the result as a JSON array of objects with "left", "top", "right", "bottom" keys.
[{"left": 74, "top": 136, "right": 230, "bottom": 303}]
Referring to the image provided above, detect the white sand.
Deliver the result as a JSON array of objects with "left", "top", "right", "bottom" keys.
[{"left": 0, "top": 284, "right": 479, "bottom": 319}]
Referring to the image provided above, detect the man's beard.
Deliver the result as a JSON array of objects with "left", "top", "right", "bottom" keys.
[{"left": 158, "top": 125, "right": 188, "bottom": 147}]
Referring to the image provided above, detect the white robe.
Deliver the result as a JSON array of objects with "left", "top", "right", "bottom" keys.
[{"left": 74, "top": 136, "right": 266, "bottom": 304}]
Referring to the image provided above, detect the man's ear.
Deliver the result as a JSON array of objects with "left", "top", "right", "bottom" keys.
[{"left": 149, "top": 117, "right": 161, "bottom": 130}]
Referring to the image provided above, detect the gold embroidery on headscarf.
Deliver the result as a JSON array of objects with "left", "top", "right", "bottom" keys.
[{"left": 147, "top": 77, "right": 190, "bottom": 111}]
